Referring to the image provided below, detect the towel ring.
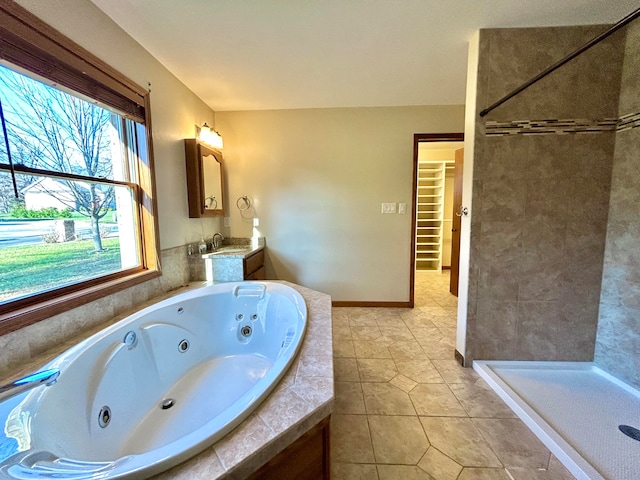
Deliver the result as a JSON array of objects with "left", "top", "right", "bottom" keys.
[
  {"left": 236, "top": 195, "right": 252, "bottom": 211},
  {"left": 204, "top": 196, "right": 217, "bottom": 210}
]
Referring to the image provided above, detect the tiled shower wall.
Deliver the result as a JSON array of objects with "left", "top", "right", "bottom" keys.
[
  {"left": 465, "top": 25, "right": 626, "bottom": 363},
  {"left": 596, "top": 20, "right": 640, "bottom": 390}
]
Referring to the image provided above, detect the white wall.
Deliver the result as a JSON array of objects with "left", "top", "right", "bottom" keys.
[
  {"left": 217, "top": 106, "right": 464, "bottom": 301},
  {"left": 16, "top": 0, "right": 222, "bottom": 250},
  {"left": 14, "top": 0, "right": 465, "bottom": 305}
]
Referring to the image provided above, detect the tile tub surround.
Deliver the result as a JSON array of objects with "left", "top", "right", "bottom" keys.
[
  {"left": 0, "top": 281, "right": 333, "bottom": 479},
  {"left": 0, "top": 245, "right": 192, "bottom": 375}
]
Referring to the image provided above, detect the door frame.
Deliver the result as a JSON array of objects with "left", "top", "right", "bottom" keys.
[
  {"left": 450, "top": 147, "right": 465, "bottom": 296},
  {"left": 410, "top": 132, "right": 464, "bottom": 308}
]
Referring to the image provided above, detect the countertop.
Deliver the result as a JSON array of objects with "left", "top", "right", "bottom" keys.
[
  {"left": 201, "top": 244, "right": 264, "bottom": 259},
  {"left": 201, "top": 237, "right": 265, "bottom": 259}
]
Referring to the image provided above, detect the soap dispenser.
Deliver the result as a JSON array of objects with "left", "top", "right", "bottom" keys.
[{"left": 198, "top": 237, "right": 207, "bottom": 254}]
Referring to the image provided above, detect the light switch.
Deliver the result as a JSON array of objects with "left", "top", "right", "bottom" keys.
[
  {"left": 253, "top": 217, "right": 260, "bottom": 226},
  {"left": 398, "top": 203, "right": 407, "bottom": 214},
  {"left": 381, "top": 203, "right": 397, "bottom": 214}
]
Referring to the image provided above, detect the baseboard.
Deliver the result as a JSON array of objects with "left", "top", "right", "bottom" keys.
[
  {"left": 332, "top": 301, "right": 412, "bottom": 308},
  {"left": 455, "top": 349, "right": 465, "bottom": 366}
]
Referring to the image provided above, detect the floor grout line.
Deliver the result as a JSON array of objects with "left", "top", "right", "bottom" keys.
[{"left": 331, "top": 271, "right": 576, "bottom": 479}]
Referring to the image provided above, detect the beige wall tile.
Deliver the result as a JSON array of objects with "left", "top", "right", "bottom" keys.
[{"left": 467, "top": 25, "right": 622, "bottom": 364}]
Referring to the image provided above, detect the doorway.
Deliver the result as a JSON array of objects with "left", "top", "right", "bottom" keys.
[{"left": 410, "top": 133, "right": 464, "bottom": 308}]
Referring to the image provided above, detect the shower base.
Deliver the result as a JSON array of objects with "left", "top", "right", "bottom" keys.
[{"left": 473, "top": 361, "right": 640, "bottom": 480}]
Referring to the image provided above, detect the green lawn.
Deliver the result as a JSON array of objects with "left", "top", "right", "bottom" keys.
[
  {"left": 0, "top": 211, "right": 117, "bottom": 222},
  {"left": 0, "top": 238, "right": 121, "bottom": 302}
]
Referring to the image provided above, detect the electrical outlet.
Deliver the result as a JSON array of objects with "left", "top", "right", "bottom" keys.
[
  {"left": 398, "top": 203, "right": 407, "bottom": 214},
  {"left": 253, "top": 217, "right": 260, "bottom": 227},
  {"left": 381, "top": 203, "right": 397, "bottom": 214},
  {"left": 223, "top": 217, "right": 230, "bottom": 227}
]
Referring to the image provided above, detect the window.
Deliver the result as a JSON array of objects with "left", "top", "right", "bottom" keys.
[{"left": 0, "top": 3, "right": 159, "bottom": 333}]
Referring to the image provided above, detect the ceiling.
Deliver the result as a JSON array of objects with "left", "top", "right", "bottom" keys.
[{"left": 90, "top": 0, "right": 639, "bottom": 112}]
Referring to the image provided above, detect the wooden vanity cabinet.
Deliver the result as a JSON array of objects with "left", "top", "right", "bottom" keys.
[
  {"left": 247, "top": 416, "right": 330, "bottom": 480},
  {"left": 244, "top": 249, "right": 265, "bottom": 280}
]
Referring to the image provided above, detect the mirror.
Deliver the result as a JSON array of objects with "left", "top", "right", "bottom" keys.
[
  {"left": 184, "top": 139, "right": 225, "bottom": 217},
  {"left": 202, "top": 151, "right": 223, "bottom": 211}
]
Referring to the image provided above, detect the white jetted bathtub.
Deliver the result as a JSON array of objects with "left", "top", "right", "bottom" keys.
[{"left": 0, "top": 281, "right": 307, "bottom": 479}]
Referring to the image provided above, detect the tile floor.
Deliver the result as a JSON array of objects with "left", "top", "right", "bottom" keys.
[{"left": 330, "top": 270, "right": 576, "bottom": 480}]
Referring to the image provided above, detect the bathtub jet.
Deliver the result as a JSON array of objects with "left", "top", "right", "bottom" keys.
[{"left": 0, "top": 281, "right": 307, "bottom": 479}]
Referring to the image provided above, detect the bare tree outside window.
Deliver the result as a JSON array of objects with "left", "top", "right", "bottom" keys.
[
  {"left": 0, "top": 66, "right": 115, "bottom": 251},
  {"left": 0, "top": 141, "right": 37, "bottom": 213},
  {"left": 0, "top": 1, "right": 158, "bottom": 331}
]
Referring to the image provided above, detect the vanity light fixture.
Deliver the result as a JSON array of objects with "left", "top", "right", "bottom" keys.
[{"left": 199, "top": 123, "right": 223, "bottom": 149}]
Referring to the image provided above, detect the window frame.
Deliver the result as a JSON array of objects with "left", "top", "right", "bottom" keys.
[{"left": 0, "top": 2, "right": 161, "bottom": 335}]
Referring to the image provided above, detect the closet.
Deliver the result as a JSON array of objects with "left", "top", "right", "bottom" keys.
[
  {"left": 415, "top": 159, "right": 455, "bottom": 271},
  {"left": 416, "top": 162, "right": 444, "bottom": 270}
]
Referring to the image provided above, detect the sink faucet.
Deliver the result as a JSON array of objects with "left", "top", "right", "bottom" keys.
[
  {"left": 212, "top": 232, "right": 225, "bottom": 250},
  {"left": 0, "top": 368, "right": 60, "bottom": 402}
]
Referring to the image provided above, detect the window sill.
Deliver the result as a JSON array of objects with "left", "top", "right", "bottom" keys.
[{"left": 0, "top": 269, "right": 161, "bottom": 337}]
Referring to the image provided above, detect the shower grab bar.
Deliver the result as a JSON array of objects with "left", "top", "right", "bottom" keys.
[
  {"left": 0, "top": 368, "right": 60, "bottom": 402},
  {"left": 479, "top": 6, "right": 640, "bottom": 118}
]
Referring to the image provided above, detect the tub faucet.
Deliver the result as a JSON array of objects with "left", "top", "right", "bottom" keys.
[
  {"left": 212, "top": 232, "right": 225, "bottom": 250},
  {"left": 0, "top": 368, "right": 60, "bottom": 403}
]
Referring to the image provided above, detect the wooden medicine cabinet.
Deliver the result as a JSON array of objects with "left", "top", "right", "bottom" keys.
[{"left": 184, "top": 139, "right": 225, "bottom": 217}]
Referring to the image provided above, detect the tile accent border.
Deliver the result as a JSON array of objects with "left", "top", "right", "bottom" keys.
[
  {"left": 485, "top": 111, "right": 640, "bottom": 136},
  {"left": 617, "top": 111, "right": 640, "bottom": 132}
]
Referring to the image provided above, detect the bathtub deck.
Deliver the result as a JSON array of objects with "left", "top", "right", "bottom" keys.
[
  {"left": 0, "top": 282, "right": 333, "bottom": 480},
  {"left": 474, "top": 361, "right": 640, "bottom": 480}
]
